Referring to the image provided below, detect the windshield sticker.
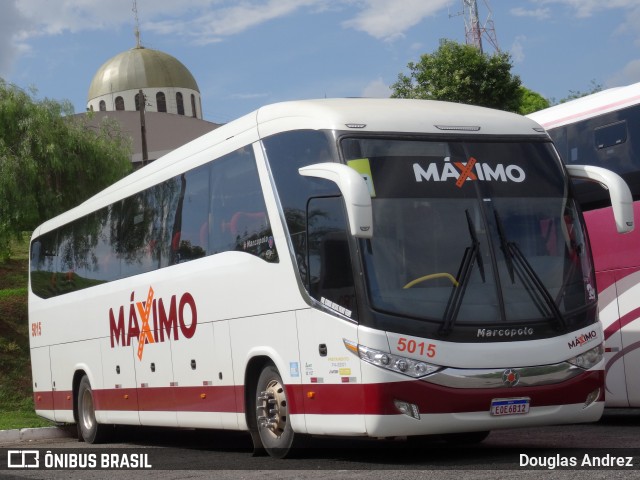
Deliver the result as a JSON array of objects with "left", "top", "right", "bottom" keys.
[
  {"left": 413, "top": 156, "right": 526, "bottom": 186},
  {"left": 347, "top": 158, "right": 377, "bottom": 197}
]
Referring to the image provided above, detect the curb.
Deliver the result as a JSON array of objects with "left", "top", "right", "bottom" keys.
[{"left": 0, "top": 426, "right": 74, "bottom": 444}]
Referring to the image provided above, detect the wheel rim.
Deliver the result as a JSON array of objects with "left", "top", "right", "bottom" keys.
[
  {"left": 80, "top": 388, "right": 95, "bottom": 433},
  {"left": 257, "top": 377, "right": 288, "bottom": 439}
]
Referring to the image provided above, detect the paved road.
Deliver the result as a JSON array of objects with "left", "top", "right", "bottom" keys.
[{"left": 1, "top": 409, "right": 640, "bottom": 479}]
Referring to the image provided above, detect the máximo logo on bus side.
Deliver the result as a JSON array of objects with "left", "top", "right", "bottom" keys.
[{"left": 109, "top": 286, "right": 198, "bottom": 360}]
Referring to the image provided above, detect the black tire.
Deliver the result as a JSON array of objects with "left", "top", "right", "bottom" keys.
[
  {"left": 255, "top": 364, "right": 295, "bottom": 458},
  {"left": 77, "top": 375, "right": 111, "bottom": 443}
]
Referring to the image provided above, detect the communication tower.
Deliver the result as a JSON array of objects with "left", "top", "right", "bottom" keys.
[{"left": 452, "top": 0, "right": 500, "bottom": 54}]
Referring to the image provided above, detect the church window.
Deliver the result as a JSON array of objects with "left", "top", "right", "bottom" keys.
[
  {"left": 176, "top": 92, "right": 185, "bottom": 115},
  {"left": 115, "top": 96, "right": 125, "bottom": 111},
  {"left": 99, "top": 100, "right": 106, "bottom": 111},
  {"left": 157, "top": 92, "right": 167, "bottom": 113},
  {"left": 191, "top": 94, "right": 197, "bottom": 118}
]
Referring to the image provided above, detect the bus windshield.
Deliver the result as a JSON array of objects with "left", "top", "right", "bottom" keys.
[{"left": 341, "top": 137, "right": 596, "bottom": 331}]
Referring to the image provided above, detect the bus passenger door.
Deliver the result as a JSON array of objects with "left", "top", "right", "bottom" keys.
[
  {"left": 615, "top": 268, "right": 640, "bottom": 407},
  {"left": 296, "top": 196, "right": 365, "bottom": 435},
  {"left": 132, "top": 290, "right": 177, "bottom": 427},
  {"left": 598, "top": 270, "right": 629, "bottom": 407},
  {"left": 100, "top": 335, "right": 140, "bottom": 425},
  {"left": 171, "top": 320, "right": 237, "bottom": 429}
]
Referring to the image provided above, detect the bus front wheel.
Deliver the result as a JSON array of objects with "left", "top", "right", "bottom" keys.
[
  {"left": 255, "top": 364, "right": 295, "bottom": 458},
  {"left": 77, "top": 375, "right": 110, "bottom": 443}
]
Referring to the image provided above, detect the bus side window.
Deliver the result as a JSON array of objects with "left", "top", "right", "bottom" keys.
[
  {"left": 209, "top": 146, "right": 277, "bottom": 262},
  {"left": 30, "top": 230, "right": 59, "bottom": 299},
  {"left": 307, "top": 196, "right": 357, "bottom": 319},
  {"left": 169, "top": 166, "right": 209, "bottom": 265}
]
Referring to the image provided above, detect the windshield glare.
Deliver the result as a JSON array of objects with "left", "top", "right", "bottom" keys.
[{"left": 341, "top": 138, "right": 596, "bottom": 327}]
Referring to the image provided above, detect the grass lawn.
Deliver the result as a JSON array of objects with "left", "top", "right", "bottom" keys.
[{"left": 0, "top": 234, "right": 56, "bottom": 430}]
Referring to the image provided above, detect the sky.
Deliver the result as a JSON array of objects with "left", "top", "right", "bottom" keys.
[{"left": 2, "top": 0, "right": 640, "bottom": 124}]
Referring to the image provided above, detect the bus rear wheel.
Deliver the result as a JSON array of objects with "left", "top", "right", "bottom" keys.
[
  {"left": 255, "top": 365, "right": 295, "bottom": 458},
  {"left": 77, "top": 375, "right": 111, "bottom": 443}
]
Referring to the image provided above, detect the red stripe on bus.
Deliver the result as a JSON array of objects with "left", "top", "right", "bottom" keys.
[
  {"left": 35, "top": 370, "right": 602, "bottom": 417},
  {"left": 291, "top": 370, "right": 603, "bottom": 415},
  {"left": 94, "top": 385, "right": 244, "bottom": 412},
  {"left": 539, "top": 94, "right": 640, "bottom": 129},
  {"left": 33, "top": 391, "right": 55, "bottom": 411},
  {"left": 603, "top": 306, "right": 640, "bottom": 341}
]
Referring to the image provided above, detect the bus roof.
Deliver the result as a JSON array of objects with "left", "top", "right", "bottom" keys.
[
  {"left": 34, "top": 98, "right": 545, "bottom": 236},
  {"left": 254, "top": 98, "right": 542, "bottom": 137},
  {"left": 527, "top": 82, "right": 640, "bottom": 130}
]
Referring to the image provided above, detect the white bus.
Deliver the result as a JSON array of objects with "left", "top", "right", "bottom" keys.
[
  {"left": 528, "top": 83, "right": 640, "bottom": 407},
  {"left": 29, "top": 99, "right": 633, "bottom": 458}
]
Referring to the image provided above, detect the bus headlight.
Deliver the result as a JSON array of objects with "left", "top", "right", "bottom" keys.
[
  {"left": 344, "top": 339, "right": 442, "bottom": 378},
  {"left": 567, "top": 344, "right": 604, "bottom": 370}
]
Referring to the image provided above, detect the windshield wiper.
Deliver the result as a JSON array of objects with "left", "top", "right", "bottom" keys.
[
  {"left": 439, "top": 210, "right": 484, "bottom": 336},
  {"left": 494, "top": 211, "right": 567, "bottom": 332}
]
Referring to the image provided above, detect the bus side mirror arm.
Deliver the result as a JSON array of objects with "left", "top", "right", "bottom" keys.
[
  {"left": 299, "top": 163, "right": 373, "bottom": 238},
  {"left": 566, "top": 165, "right": 634, "bottom": 234}
]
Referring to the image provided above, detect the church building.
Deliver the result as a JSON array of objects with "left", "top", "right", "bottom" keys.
[{"left": 84, "top": 38, "right": 219, "bottom": 167}]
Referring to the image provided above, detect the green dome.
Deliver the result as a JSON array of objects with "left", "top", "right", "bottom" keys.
[{"left": 88, "top": 47, "right": 199, "bottom": 100}]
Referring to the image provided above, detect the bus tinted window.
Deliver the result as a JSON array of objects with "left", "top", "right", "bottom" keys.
[
  {"left": 211, "top": 147, "right": 275, "bottom": 260},
  {"left": 262, "top": 130, "right": 339, "bottom": 285},
  {"left": 307, "top": 196, "right": 357, "bottom": 319},
  {"left": 595, "top": 121, "right": 627, "bottom": 149},
  {"left": 30, "top": 145, "right": 277, "bottom": 299}
]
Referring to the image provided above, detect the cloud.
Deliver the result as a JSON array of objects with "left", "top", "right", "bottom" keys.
[
  {"left": 607, "top": 59, "right": 640, "bottom": 88},
  {"left": 510, "top": 7, "right": 550, "bottom": 20},
  {"left": 510, "top": 36, "right": 526, "bottom": 63},
  {"left": 341, "top": 0, "right": 451, "bottom": 41},
  {"left": 148, "top": 0, "right": 324, "bottom": 45},
  {"left": 523, "top": 1, "right": 640, "bottom": 45},
  {"left": 0, "top": 1, "right": 31, "bottom": 78},
  {"left": 531, "top": 0, "right": 639, "bottom": 18},
  {"left": 361, "top": 77, "right": 390, "bottom": 98}
]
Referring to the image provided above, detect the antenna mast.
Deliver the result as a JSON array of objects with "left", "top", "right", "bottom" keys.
[
  {"left": 132, "top": 0, "right": 142, "bottom": 48},
  {"left": 459, "top": 0, "right": 500, "bottom": 54}
]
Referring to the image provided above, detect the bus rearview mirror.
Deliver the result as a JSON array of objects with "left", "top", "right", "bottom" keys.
[
  {"left": 299, "top": 163, "right": 373, "bottom": 239},
  {"left": 566, "top": 165, "right": 634, "bottom": 234}
]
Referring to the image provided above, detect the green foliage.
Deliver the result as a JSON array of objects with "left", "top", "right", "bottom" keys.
[
  {"left": 558, "top": 79, "right": 603, "bottom": 104},
  {"left": 0, "top": 79, "right": 132, "bottom": 260},
  {"left": 519, "top": 86, "right": 551, "bottom": 115},
  {"left": 391, "top": 40, "right": 523, "bottom": 112},
  {"left": 0, "top": 235, "right": 54, "bottom": 428}
]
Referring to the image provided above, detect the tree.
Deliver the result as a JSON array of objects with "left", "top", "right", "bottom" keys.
[
  {"left": 391, "top": 40, "right": 522, "bottom": 112},
  {"left": 558, "top": 79, "right": 603, "bottom": 104},
  {"left": 0, "top": 79, "right": 132, "bottom": 260},
  {"left": 519, "top": 86, "right": 550, "bottom": 115}
]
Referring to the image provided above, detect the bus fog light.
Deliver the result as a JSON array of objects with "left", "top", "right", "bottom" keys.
[
  {"left": 583, "top": 388, "right": 601, "bottom": 408},
  {"left": 394, "top": 399, "right": 420, "bottom": 420}
]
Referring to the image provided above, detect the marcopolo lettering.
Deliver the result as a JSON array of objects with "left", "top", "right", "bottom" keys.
[
  {"left": 413, "top": 157, "right": 526, "bottom": 187},
  {"left": 109, "top": 286, "right": 197, "bottom": 358},
  {"left": 477, "top": 327, "right": 534, "bottom": 338},
  {"left": 567, "top": 330, "right": 597, "bottom": 349}
]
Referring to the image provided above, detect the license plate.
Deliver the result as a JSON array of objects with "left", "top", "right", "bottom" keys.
[{"left": 490, "top": 397, "right": 530, "bottom": 416}]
